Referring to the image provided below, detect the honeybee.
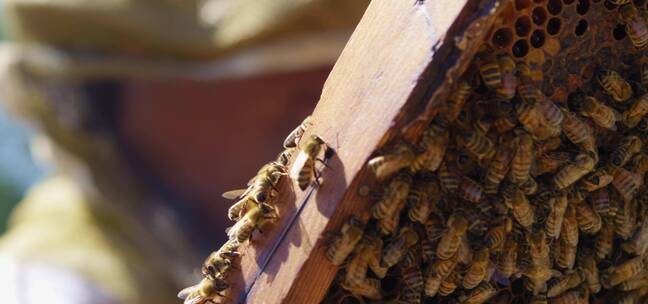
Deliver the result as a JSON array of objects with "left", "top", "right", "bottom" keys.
[
  {"left": 510, "top": 187, "right": 535, "bottom": 230},
  {"left": 223, "top": 161, "right": 287, "bottom": 221},
  {"left": 381, "top": 226, "right": 419, "bottom": 268},
  {"left": 538, "top": 97, "right": 564, "bottom": 130},
  {"left": 511, "top": 133, "right": 535, "bottom": 185},
  {"left": 561, "top": 109, "right": 596, "bottom": 151},
  {"left": 561, "top": 204, "right": 579, "bottom": 247},
  {"left": 497, "top": 238, "right": 519, "bottom": 278},
  {"left": 616, "top": 198, "right": 638, "bottom": 239},
  {"left": 618, "top": 271, "right": 648, "bottom": 291},
  {"left": 553, "top": 152, "right": 596, "bottom": 190},
  {"left": 619, "top": 4, "right": 648, "bottom": 49},
  {"left": 178, "top": 276, "right": 229, "bottom": 304},
  {"left": 432, "top": 252, "right": 461, "bottom": 279},
  {"left": 346, "top": 235, "right": 385, "bottom": 286},
  {"left": 484, "top": 140, "right": 514, "bottom": 194},
  {"left": 517, "top": 101, "right": 546, "bottom": 140},
  {"left": 574, "top": 201, "right": 602, "bottom": 234},
  {"left": 478, "top": 54, "right": 502, "bottom": 89},
  {"left": 578, "top": 96, "right": 620, "bottom": 130},
  {"left": 283, "top": 115, "right": 312, "bottom": 148},
  {"left": 202, "top": 240, "right": 240, "bottom": 279},
  {"left": 326, "top": 216, "right": 365, "bottom": 266},
  {"left": 612, "top": 167, "right": 642, "bottom": 202},
  {"left": 486, "top": 217, "right": 513, "bottom": 252},
  {"left": 611, "top": 135, "right": 643, "bottom": 168},
  {"left": 458, "top": 130, "right": 496, "bottom": 161},
  {"left": 493, "top": 104, "right": 519, "bottom": 134},
  {"left": 412, "top": 123, "right": 449, "bottom": 172},
  {"left": 372, "top": 171, "right": 412, "bottom": 220},
  {"left": 556, "top": 237, "right": 577, "bottom": 270},
  {"left": 598, "top": 69, "right": 633, "bottom": 102},
  {"left": 462, "top": 248, "right": 491, "bottom": 289},
  {"left": 605, "top": 256, "right": 645, "bottom": 287},
  {"left": 590, "top": 188, "right": 611, "bottom": 217},
  {"left": 532, "top": 152, "right": 571, "bottom": 177},
  {"left": 580, "top": 168, "right": 613, "bottom": 192},
  {"left": 377, "top": 208, "right": 402, "bottom": 236},
  {"left": 290, "top": 134, "right": 330, "bottom": 190},
  {"left": 631, "top": 153, "right": 648, "bottom": 177},
  {"left": 226, "top": 202, "right": 276, "bottom": 243},
  {"left": 580, "top": 254, "right": 601, "bottom": 294},
  {"left": 548, "top": 286, "right": 589, "bottom": 304},
  {"left": 496, "top": 54, "right": 518, "bottom": 100},
  {"left": 518, "top": 81, "right": 543, "bottom": 104},
  {"left": 459, "top": 175, "right": 484, "bottom": 203},
  {"left": 441, "top": 81, "right": 472, "bottom": 124},
  {"left": 424, "top": 270, "right": 442, "bottom": 298},
  {"left": 546, "top": 193, "right": 568, "bottom": 239},
  {"left": 420, "top": 236, "right": 435, "bottom": 264},
  {"left": 368, "top": 144, "right": 416, "bottom": 180},
  {"left": 528, "top": 230, "right": 550, "bottom": 268},
  {"left": 437, "top": 214, "right": 469, "bottom": 260},
  {"left": 621, "top": 215, "right": 648, "bottom": 256},
  {"left": 595, "top": 219, "right": 615, "bottom": 260},
  {"left": 400, "top": 265, "right": 424, "bottom": 303},
  {"left": 407, "top": 177, "right": 440, "bottom": 224},
  {"left": 439, "top": 160, "right": 461, "bottom": 192},
  {"left": 523, "top": 264, "right": 560, "bottom": 295},
  {"left": 623, "top": 94, "right": 648, "bottom": 128},
  {"left": 439, "top": 271, "right": 461, "bottom": 296},
  {"left": 340, "top": 278, "right": 382, "bottom": 300},
  {"left": 474, "top": 115, "right": 494, "bottom": 134},
  {"left": 462, "top": 281, "right": 497, "bottom": 304},
  {"left": 617, "top": 286, "right": 648, "bottom": 304},
  {"left": 535, "top": 137, "right": 562, "bottom": 156},
  {"left": 547, "top": 271, "right": 583, "bottom": 298}
]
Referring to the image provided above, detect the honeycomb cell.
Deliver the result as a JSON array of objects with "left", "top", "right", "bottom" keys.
[
  {"left": 547, "top": 17, "right": 562, "bottom": 35},
  {"left": 575, "top": 19, "right": 588, "bottom": 36},
  {"left": 492, "top": 28, "right": 514, "bottom": 48},
  {"left": 516, "top": 0, "right": 533, "bottom": 9},
  {"left": 613, "top": 24, "right": 627, "bottom": 40},
  {"left": 564, "top": 0, "right": 576, "bottom": 3},
  {"left": 534, "top": 0, "right": 545, "bottom": 3},
  {"left": 513, "top": 39, "right": 530, "bottom": 57},
  {"left": 531, "top": 30, "right": 546, "bottom": 47},
  {"left": 533, "top": 7, "right": 549, "bottom": 25},
  {"left": 548, "top": 0, "right": 563, "bottom": 14},
  {"left": 515, "top": 16, "right": 533, "bottom": 36},
  {"left": 577, "top": 0, "right": 590, "bottom": 14}
]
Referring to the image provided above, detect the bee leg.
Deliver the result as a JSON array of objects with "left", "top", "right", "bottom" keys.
[
  {"left": 313, "top": 166, "right": 322, "bottom": 187},
  {"left": 316, "top": 158, "right": 333, "bottom": 169}
]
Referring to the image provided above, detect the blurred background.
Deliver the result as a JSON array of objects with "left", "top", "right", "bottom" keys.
[{"left": 0, "top": 0, "right": 368, "bottom": 303}]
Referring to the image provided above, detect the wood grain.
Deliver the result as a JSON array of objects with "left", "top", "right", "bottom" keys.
[{"left": 227, "top": 0, "right": 508, "bottom": 303}]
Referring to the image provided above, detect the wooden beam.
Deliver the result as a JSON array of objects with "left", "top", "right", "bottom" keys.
[{"left": 227, "top": 0, "right": 508, "bottom": 303}]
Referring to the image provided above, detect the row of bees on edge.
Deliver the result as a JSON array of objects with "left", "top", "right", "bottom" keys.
[
  {"left": 178, "top": 116, "right": 334, "bottom": 304},
  {"left": 324, "top": 48, "right": 648, "bottom": 304}
]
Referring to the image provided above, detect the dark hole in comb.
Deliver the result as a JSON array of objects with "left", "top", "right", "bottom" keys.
[
  {"left": 548, "top": 0, "right": 563, "bottom": 14},
  {"left": 547, "top": 17, "right": 562, "bottom": 35},
  {"left": 577, "top": 0, "right": 590, "bottom": 14},
  {"left": 533, "top": 7, "right": 549, "bottom": 25},
  {"left": 493, "top": 28, "right": 514, "bottom": 48},
  {"left": 531, "top": 30, "right": 546, "bottom": 47},
  {"left": 613, "top": 24, "right": 627, "bottom": 40},
  {"left": 575, "top": 19, "right": 588, "bottom": 36},
  {"left": 513, "top": 39, "right": 530, "bottom": 57},
  {"left": 564, "top": 0, "right": 576, "bottom": 3},
  {"left": 516, "top": 16, "right": 533, "bottom": 36}
]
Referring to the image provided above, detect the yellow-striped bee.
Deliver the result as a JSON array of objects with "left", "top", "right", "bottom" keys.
[
  {"left": 412, "top": 123, "right": 449, "bottom": 172},
  {"left": 511, "top": 133, "right": 535, "bottom": 185},
  {"left": 623, "top": 93, "right": 648, "bottom": 128},
  {"left": 440, "top": 81, "right": 472, "bottom": 124},
  {"left": 553, "top": 152, "right": 596, "bottom": 190},
  {"left": 604, "top": 256, "right": 645, "bottom": 287},
  {"left": 478, "top": 54, "right": 502, "bottom": 89},
  {"left": 578, "top": 96, "right": 620, "bottom": 130},
  {"left": 326, "top": 216, "right": 365, "bottom": 266},
  {"left": 437, "top": 214, "right": 469, "bottom": 260},
  {"left": 547, "top": 271, "right": 583, "bottom": 298},
  {"left": 178, "top": 276, "right": 229, "bottom": 304},
  {"left": 202, "top": 239, "right": 240, "bottom": 279},
  {"left": 546, "top": 193, "right": 568, "bottom": 239},
  {"left": 496, "top": 54, "right": 518, "bottom": 100},
  {"left": 290, "top": 134, "right": 330, "bottom": 190},
  {"left": 620, "top": 4, "right": 648, "bottom": 49},
  {"left": 462, "top": 281, "right": 497, "bottom": 304},
  {"left": 598, "top": 69, "right": 633, "bottom": 103},
  {"left": 381, "top": 226, "right": 419, "bottom": 268},
  {"left": 226, "top": 202, "right": 276, "bottom": 243},
  {"left": 368, "top": 144, "right": 416, "bottom": 180}
]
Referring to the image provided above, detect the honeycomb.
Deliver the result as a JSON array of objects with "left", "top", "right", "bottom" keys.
[{"left": 322, "top": 0, "right": 648, "bottom": 304}]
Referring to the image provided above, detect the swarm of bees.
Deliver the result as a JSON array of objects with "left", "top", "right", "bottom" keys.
[
  {"left": 323, "top": 1, "right": 648, "bottom": 303},
  {"left": 178, "top": 116, "right": 334, "bottom": 304}
]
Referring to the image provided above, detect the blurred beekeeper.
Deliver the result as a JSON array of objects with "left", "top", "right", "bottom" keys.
[{"left": 0, "top": 0, "right": 367, "bottom": 303}]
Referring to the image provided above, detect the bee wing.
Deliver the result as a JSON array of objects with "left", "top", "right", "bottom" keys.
[
  {"left": 222, "top": 188, "right": 248, "bottom": 200},
  {"left": 289, "top": 151, "right": 309, "bottom": 180},
  {"left": 177, "top": 286, "right": 197, "bottom": 301}
]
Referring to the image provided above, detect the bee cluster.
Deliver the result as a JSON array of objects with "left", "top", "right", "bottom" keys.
[
  {"left": 323, "top": 1, "right": 648, "bottom": 303},
  {"left": 178, "top": 116, "right": 333, "bottom": 304}
]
